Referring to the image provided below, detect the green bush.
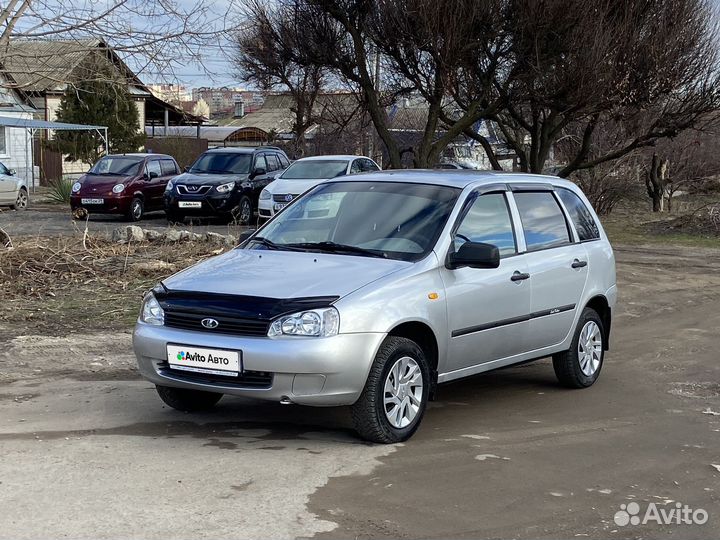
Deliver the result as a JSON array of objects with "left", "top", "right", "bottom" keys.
[{"left": 46, "top": 178, "right": 74, "bottom": 204}]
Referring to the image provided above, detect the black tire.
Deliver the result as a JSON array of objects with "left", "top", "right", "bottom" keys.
[
  {"left": 552, "top": 307, "right": 605, "bottom": 388},
  {"left": 126, "top": 197, "right": 144, "bottom": 222},
  {"left": 11, "top": 187, "right": 28, "bottom": 210},
  {"left": 351, "top": 336, "right": 430, "bottom": 443},
  {"left": 155, "top": 385, "right": 223, "bottom": 412},
  {"left": 231, "top": 195, "right": 253, "bottom": 225}
]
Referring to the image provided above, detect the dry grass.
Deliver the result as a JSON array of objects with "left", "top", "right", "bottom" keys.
[{"left": 0, "top": 233, "right": 230, "bottom": 336}]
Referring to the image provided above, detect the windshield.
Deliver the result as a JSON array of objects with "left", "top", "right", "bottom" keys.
[
  {"left": 280, "top": 160, "right": 349, "bottom": 180},
  {"left": 89, "top": 157, "right": 143, "bottom": 176},
  {"left": 189, "top": 153, "right": 252, "bottom": 174},
  {"left": 249, "top": 181, "right": 460, "bottom": 262}
]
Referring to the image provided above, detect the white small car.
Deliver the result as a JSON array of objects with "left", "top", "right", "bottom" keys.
[
  {"left": 0, "top": 161, "right": 28, "bottom": 210},
  {"left": 258, "top": 155, "right": 379, "bottom": 220}
]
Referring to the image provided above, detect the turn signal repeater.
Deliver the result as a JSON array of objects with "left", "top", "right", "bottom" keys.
[{"left": 427, "top": 292, "right": 439, "bottom": 300}]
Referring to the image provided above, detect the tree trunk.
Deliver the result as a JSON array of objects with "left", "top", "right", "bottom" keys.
[{"left": 645, "top": 153, "right": 668, "bottom": 212}]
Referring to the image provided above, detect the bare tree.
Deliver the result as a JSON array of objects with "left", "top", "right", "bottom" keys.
[
  {"left": 473, "top": 0, "right": 720, "bottom": 177},
  {"left": 0, "top": 0, "right": 240, "bottom": 87},
  {"left": 234, "top": 0, "right": 325, "bottom": 157}
]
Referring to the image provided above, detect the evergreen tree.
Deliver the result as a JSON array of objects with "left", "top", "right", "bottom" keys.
[{"left": 51, "top": 63, "right": 145, "bottom": 166}]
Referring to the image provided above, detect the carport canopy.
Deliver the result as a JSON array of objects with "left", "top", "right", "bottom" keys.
[{"left": 0, "top": 115, "right": 109, "bottom": 191}]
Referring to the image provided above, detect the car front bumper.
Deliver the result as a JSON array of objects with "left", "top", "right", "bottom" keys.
[
  {"left": 258, "top": 198, "right": 273, "bottom": 218},
  {"left": 133, "top": 322, "right": 385, "bottom": 406},
  {"left": 71, "top": 193, "right": 133, "bottom": 214},
  {"left": 164, "top": 190, "right": 240, "bottom": 216}
]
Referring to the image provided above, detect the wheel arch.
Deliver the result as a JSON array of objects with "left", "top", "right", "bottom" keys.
[
  {"left": 584, "top": 295, "right": 611, "bottom": 350},
  {"left": 387, "top": 321, "right": 439, "bottom": 386}
]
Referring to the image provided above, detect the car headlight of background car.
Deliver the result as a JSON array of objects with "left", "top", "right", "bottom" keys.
[
  {"left": 259, "top": 188, "right": 271, "bottom": 200},
  {"left": 165, "top": 180, "right": 174, "bottom": 192},
  {"left": 112, "top": 183, "right": 125, "bottom": 194},
  {"left": 140, "top": 292, "right": 164, "bottom": 326},
  {"left": 268, "top": 307, "right": 339, "bottom": 337},
  {"left": 215, "top": 181, "right": 235, "bottom": 194},
  {"left": 71, "top": 182, "right": 82, "bottom": 193}
]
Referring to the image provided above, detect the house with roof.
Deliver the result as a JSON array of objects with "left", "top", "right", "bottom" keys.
[
  {"left": 0, "top": 70, "right": 36, "bottom": 183},
  {"left": 0, "top": 39, "right": 200, "bottom": 130}
]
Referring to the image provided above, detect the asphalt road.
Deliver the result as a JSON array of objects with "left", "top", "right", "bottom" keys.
[
  {"left": 1, "top": 245, "right": 719, "bottom": 539},
  {"left": 0, "top": 204, "right": 252, "bottom": 238}
]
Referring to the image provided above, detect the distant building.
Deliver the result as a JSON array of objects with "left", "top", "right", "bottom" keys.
[
  {"left": 149, "top": 83, "right": 191, "bottom": 104},
  {"left": 0, "top": 71, "right": 36, "bottom": 183},
  {"left": 191, "top": 87, "right": 265, "bottom": 118}
]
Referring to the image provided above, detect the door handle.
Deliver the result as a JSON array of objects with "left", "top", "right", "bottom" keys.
[
  {"left": 511, "top": 271, "right": 530, "bottom": 282},
  {"left": 571, "top": 259, "right": 588, "bottom": 269}
]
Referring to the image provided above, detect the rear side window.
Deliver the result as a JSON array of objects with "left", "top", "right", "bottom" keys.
[
  {"left": 557, "top": 188, "right": 600, "bottom": 241},
  {"left": 455, "top": 193, "right": 516, "bottom": 257},
  {"left": 361, "top": 159, "right": 379, "bottom": 172},
  {"left": 278, "top": 154, "right": 290, "bottom": 168},
  {"left": 160, "top": 159, "right": 178, "bottom": 176},
  {"left": 513, "top": 191, "right": 570, "bottom": 251}
]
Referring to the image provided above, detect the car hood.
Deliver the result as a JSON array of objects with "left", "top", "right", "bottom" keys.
[
  {"left": 162, "top": 248, "right": 410, "bottom": 298},
  {"left": 269, "top": 178, "right": 325, "bottom": 195},
  {"left": 174, "top": 172, "right": 249, "bottom": 185},
  {"left": 78, "top": 173, "right": 134, "bottom": 192}
]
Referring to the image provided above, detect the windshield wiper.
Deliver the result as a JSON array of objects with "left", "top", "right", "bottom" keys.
[
  {"left": 249, "top": 237, "right": 305, "bottom": 252},
  {"left": 287, "top": 241, "right": 386, "bottom": 258}
]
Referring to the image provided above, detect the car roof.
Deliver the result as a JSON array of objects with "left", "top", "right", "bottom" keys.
[
  {"left": 104, "top": 153, "right": 174, "bottom": 159},
  {"left": 204, "top": 146, "right": 284, "bottom": 154},
  {"left": 326, "top": 169, "right": 576, "bottom": 190},
  {"left": 293, "top": 155, "right": 371, "bottom": 162}
]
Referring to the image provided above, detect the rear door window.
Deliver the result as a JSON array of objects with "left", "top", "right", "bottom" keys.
[
  {"left": 557, "top": 188, "right": 600, "bottom": 241},
  {"left": 513, "top": 191, "right": 571, "bottom": 251},
  {"left": 361, "top": 159, "right": 379, "bottom": 172},
  {"left": 454, "top": 193, "right": 516, "bottom": 257},
  {"left": 266, "top": 154, "right": 280, "bottom": 172},
  {"left": 278, "top": 154, "right": 290, "bottom": 168}
]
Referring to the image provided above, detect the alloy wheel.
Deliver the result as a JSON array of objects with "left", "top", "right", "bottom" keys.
[
  {"left": 15, "top": 190, "right": 28, "bottom": 209},
  {"left": 383, "top": 356, "right": 424, "bottom": 429},
  {"left": 578, "top": 320, "right": 602, "bottom": 376}
]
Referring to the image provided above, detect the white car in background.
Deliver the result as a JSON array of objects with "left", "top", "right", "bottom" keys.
[
  {"left": 0, "top": 161, "right": 28, "bottom": 210},
  {"left": 258, "top": 155, "right": 379, "bottom": 220}
]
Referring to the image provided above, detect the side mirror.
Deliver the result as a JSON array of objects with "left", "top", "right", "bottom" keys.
[
  {"left": 147, "top": 171, "right": 159, "bottom": 180},
  {"left": 238, "top": 229, "right": 256, "bottom": 244},
  {"left": 447, "top": 241, "right": 500, "bottom": 270},
  {"left": 8, "top": 168, "right": 16, "bottom": 176},
  {"left": 251, "top": 167, "right": 267, "bottom": 178}
]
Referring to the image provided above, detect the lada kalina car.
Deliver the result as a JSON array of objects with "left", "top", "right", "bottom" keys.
[{"left": 133, "top": 171, "right": 617, "bottom": 443}]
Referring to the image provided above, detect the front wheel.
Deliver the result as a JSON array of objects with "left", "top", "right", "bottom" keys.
[
  {"left": 351, "top": 336, "right": 430, "bottom": 443},
  {"left": 231, "top": 195, "right": 253, "bottom": 225},
  {"left": 125, "top": 197, "right": 144, "bottom": 222},
  {"left": 552, "top": 307, "right": 605, "bottom": 388},
  {"left": 155, "top": 385, "right": 223, "bottom": 412},
  {"left": 11, "top": 187, "right": 28, "bottom": 210}
]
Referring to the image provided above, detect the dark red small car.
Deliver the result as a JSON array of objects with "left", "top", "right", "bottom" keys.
[{"left": 70, "top": 153, "right": 180, "bottom": 221}]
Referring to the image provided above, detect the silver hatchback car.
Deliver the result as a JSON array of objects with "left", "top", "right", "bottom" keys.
[{"left": 133, "top": 171, "right": 616, "bottom": 443}]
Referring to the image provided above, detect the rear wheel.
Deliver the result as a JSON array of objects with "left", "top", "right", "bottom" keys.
[
  {"left": 351, "top": 336, "right": 430, "bottom": 443},
  {"left": 552, "top": 307, "right": 605, "bottom": 388},
  {"left": 155, "top": 385, "right": 223, "bottom": 412},
  {"left": 125, "top": 197, "right": 144, "bottom": 222},
  {"left": 11, "top": 187, "right": 28, "bottom": 210}
]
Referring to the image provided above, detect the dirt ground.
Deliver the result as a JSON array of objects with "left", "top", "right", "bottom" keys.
[{"left": 1, "top": 231, "right": 719, "bottom": 537}]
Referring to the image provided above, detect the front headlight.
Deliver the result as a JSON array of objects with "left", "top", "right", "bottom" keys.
[
  {"left": 112, "top": 183, "right": 125, "bottom": 194},
  {"left": 216, "top": 181, "right": 235, "bottom": 194},
  {"left": 268, "top": 307, "right": 339, "bottom": 337},
  {"left": 259, "top": 188, "right": 271, "bottom": 200},
  {"left": 165, "top": 180, "right": 174, "bottom": 192},
  {"left": 71, "top": 182, "right": 81, "bottom": 193},
  {"left": 140, "top": 292, "right": 164, "bottom": 326}
]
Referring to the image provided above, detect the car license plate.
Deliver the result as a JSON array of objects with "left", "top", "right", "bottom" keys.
[
  {"left": 167, "top": 344, "right": 241, "bottom": 376},
  {"left": 273, "top": 202, "right": 287, "bottom": 212},
  {"left": 81, "top": 198, "right": 104, "bottom": 205},
  {"left": 178, "top": 201, "right": 202, "bottom": 208}
]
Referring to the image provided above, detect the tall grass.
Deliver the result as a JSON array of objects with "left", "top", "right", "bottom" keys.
[{"left": 46, "top": 178, "right": 74, "bottom": 204}]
